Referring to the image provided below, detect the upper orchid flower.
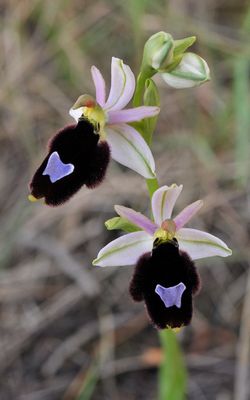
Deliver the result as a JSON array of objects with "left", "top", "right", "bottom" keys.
[
  {"left": 93, "top": 184, "right": 232, "bottom": 329},
  {"left": 29, "top": 57, "right": 159, "bottom": 206},
  {"left": 69, "top": 57, "right": 159, "bottom": 178}
]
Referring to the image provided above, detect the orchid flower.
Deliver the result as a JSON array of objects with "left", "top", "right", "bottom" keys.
[
  {"left": 93, "top": 184, "right": 232, "bottom": 267},
  {"left": 93, "top": 184, "right": 232, "bottom": 329},
  {"left": 29, "top": 57, "right": 159, "bottom": 206},
  {"left": 69, "top": 57, "right": 159, "bottom": 178}
]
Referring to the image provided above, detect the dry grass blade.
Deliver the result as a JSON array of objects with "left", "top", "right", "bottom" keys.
[{"left": 19, "top": 230, "right": 99, "bottom": 295}]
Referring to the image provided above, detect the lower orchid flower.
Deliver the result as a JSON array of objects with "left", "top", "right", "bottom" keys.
[
  {"left": 93, "top": 184, "right": 232, "bottom": 329},
  {"left": 29, "top": 57, "right": 159, "bottom": 206}
]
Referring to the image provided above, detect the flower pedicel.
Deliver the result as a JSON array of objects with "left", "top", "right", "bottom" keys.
[
  {"left": 93, "top": 184, "right": 232, "bottom": 329},
  {"left": 29, "top": 57, "right": 159, "bottom": 206}
]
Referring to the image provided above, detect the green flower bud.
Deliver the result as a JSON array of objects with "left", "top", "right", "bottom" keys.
[
  {"left": 161, "top": 52, "right": 210, "bottom": 89},
  {"left": 142, "top": 31, "right": 174, "bottom": 74}
]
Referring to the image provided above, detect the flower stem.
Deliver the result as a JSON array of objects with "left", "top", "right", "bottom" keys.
[
  {"left": 133, "top": 72, "right": 147, "bottom": 107},
  {"left": 158, "top": 330, "right": 187, "bottom": 400},
  {"left": 133, "top": 68, "right": 154, "bottom": 107},
  {"left": 146, "top": 177, "right": 159, "bottom": 199}
]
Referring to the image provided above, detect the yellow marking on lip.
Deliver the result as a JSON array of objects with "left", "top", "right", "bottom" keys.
[
  {"left": 166, "top": 325, "right": 182, "bottom": 333},
  {"left": 71, "top": 94, "right": 107, "bottom": 139},
  {"left": 154, "top": 227, "right": 173, "bottom": 242},
  {"left": 172, "top": 327, "right": 182, "bottom": 333},
  {"left": 28, "top": 194, "right": 38, "bottom": 202}
]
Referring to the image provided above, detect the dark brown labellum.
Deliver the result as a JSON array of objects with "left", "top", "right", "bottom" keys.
[
  {"left": 129, "top": 240, "right": 201, "bottom": 329},
  {"left": 29, "top": 119, "right": 110, "bottom": 206}
]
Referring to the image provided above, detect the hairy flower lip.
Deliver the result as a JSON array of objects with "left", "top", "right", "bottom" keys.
[
  {"left": 129, "top": 233, "right": 201, "bottom": 330},
  {"left": 28, "top": 120, "right": 111, "bottom": 206},
  {"left": 93, "top": 184, "right": 232, "bottom": 267}
]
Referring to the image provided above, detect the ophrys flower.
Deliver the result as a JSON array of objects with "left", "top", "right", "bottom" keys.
[
  {"left": 93, "top": 184, "right": 232, "bottom": 329},
  {"left": 29, "top": 57, "right": 159, "bottom": 206}
]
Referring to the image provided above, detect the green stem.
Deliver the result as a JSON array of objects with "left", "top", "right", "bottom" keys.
[
  {"left": 133, "top": 68, "right": 155, "bottom": 107},
  {"left": 158, "top": 330, "right": 187, "bottom": 400},
  {"left": 133, "top": 72, "right": 147, "bottom": 107},
  {"left": 146, "top": 177, "right": 159, "bottom": 198}
]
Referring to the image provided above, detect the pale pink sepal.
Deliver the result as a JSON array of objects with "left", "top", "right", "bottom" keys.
[
  {"left": 104, "top": 57, "right": 135, "bottom": 111},
  {"left": 91, "top": 66, "right": 106, "bottom": 107},
  {"left": 108, "top": 106, "right": 160, "bottom": 125},
  {"left": 93, "top": 231, "right": 154, "bottom": 267},
  {"left": 152, "top": 185, "right": 183, "bottom": 225},
  {"left": 177, "top": 228, "right": 232, "bottom": 260},
  {"left": 115, "top": 205, "right": 158, "bottom": 235},
  {"left": 106, "top": 124, "right": 156, "bottom": 179},
  {"left": 174, "top": 200, "right": 203, "bottom": 230}
]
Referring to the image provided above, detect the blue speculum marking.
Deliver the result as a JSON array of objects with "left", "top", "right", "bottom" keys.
[
  {"left": 155, "top": 282, "right": 186, "bottom": 308},
  {"left": 42, "top": 151, "right": 74, "bottom": 183}
]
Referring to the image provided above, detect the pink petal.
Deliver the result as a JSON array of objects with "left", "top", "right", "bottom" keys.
[
  {"left": 115, "top": 205, "right": 157, "bottom": 235},
  {"left": 104, "top": 57, "right": 135, "bottom": 111},
  {"left": 152, "top": 185, "right": 183, "bottom": 225},
  {"left": 174, "top": 200, "right": 203, "bottom": 230},
  {"left": 91, "top": 66, "right": 106, "bottom": 107},
  {"left": 108, "top": 106, "right": 160, "bottom": 124},
  {"left": 177, "top": 228, "right": 232, "bottom": 260},
  {"left": 93, "top": 231, "right": 154, "bottom": 267},
  {"left": 106, "top": 124, "right": 155, "bottom": 178}
]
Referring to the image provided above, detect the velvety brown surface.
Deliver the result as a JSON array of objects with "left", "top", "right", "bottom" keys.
[
  {"left": 29, "top": 120, "right": 110, "bottom": 205},
  {"left": 130, "top": 241, "right": 200, "bottom": 329}
]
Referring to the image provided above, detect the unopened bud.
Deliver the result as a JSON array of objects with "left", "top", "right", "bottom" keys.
[
  {"left": 142, "top": 31, "right": 174, "bottom": 73},
  {"left": 162, "top": 52, "right": 210, "bottom": 89}
]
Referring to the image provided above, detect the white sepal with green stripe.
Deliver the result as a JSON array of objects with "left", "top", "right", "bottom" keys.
[
  {"left": 106, "top": 123, "right": 156, "bottom": 178},
  {"left": 162, "top": 53, "right": 210, "bottom": 89},
  {"left": 93, "top": 231, "right": 153, "bottom": 267},
  {"left": 177, "top": 228, "right": 232, "bottom": 259}
]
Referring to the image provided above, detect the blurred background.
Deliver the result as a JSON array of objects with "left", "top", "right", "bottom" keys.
[{"left": 0, "top": 0, "right": 249, "bottom": 399}]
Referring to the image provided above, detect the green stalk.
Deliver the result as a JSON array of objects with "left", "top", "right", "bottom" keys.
[
  {"left": 158, "top": 330, "right": 187, "bottom": 400},
  {"left": 133, "top": 68, "right": 155, "bottom": 107},
  {"left": 133, "top": 72, "right": 148, "bottom": 107},
  {"left": 146, "top": 177, "right": 159, "bottom": 199}
]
